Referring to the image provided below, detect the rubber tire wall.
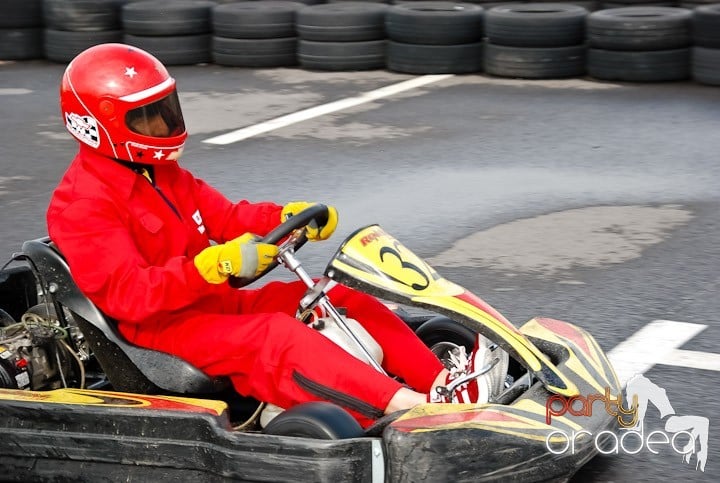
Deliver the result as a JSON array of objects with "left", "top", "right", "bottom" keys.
[
  {"left": 42, "top": 0, "right": 124, "bottom": 32},
  {"left": 692, "top": 4, "right": 720, "bottom": 48},
  {"left": 0, "top": 29, "right": 44, "bottom": 60},
  {"left": 692, "top": 47, "right": 720, "bottom": 85},
  {"left": 123, "top": 34, "right": 212, "bottom": 66},
  {"left": 587, "top": 48, "right": 690, "bottom": 81},
  {"left": 122, "top": 1, "right": 215, "bottom": 66},
  {"left": 587, "top": 7, "right": 692, "bottom": 51},
  {"left": 485, "top": 4, "right": 588, "bottom": 47},
  {"left": 387, "top": 41, "right": 484, "bottom": 74},
  {"left": 296, "top": 2, "right": 389, "bottom": 41},
  {"left": 122, "top": 1, "right": 216, "bottom": 36},
  {"left": 485, "top": 43, "right": 586, "bottom": 79},
  {"left": 211, "top": 1, "right": 302, "bottom": 67},
  {"left": 298, "top": 39, "right": 386, "bottom": 71},
  {"left": 296, "top": 2, "right": 389, "bottom": 70},
  {"left": 44, "top": 29, "right": 123, "bottom": 63},
  {"left": 213, "top": 37, "right": 298, "bottom": 67},
  {"left": 0, "top": 0, "right": 42, "bottom": 28},
  {"left": 385, "top": 2, "right": 485, "bottom": 45}
]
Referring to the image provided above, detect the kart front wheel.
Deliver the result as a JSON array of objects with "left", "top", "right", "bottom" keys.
[
  {"left": 262, "top": 402, "right": 364, "bottom": 440},
  {"left": 415, "top": 316, "right": 476, "bottom": 369}
]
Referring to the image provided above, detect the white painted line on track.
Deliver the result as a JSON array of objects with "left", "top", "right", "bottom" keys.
[
  {"left": 202, "top": 74, "right": 454, "bottom": 145},
  {"left": 659, "top": 348, "right": 720, "bottom": 372},
  {"left": 607, "top": 320, "right": 708, "bottom": 387},
  {"left": 0, "top": 88, "right": 32, "bottom": 95}
]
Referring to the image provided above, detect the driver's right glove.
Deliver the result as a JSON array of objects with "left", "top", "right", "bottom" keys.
[{"left": 193, "top": 233, "right": 279, "bottom": 284}]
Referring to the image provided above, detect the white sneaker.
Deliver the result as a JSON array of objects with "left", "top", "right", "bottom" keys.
[{"left": 428, "top": 335, "right": 502, "bottom": 404}]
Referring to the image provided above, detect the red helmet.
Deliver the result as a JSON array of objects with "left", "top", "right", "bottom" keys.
[{"left": 60, "top": 43, "right": 187, "bottom": 164}]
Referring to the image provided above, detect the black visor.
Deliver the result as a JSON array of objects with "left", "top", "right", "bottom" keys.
[{"left": 125, "top": 91, "right": 185, "bottom": 138}]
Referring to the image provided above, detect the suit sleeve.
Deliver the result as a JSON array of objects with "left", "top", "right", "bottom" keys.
[
  {"left": 48, "top": 197, "right": 211, "bottom": 323},
  {"left": 188, "top": 173, "right": 284, "bottom": 243}
]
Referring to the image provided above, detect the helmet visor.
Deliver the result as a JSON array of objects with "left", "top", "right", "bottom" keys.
[{"left": 125, "top": 91, "right": 185, "bottom": 138}]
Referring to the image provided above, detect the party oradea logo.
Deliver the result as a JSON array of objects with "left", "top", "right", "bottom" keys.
[{"left": 544, "top": 374, "right": 709, "bottom": 472}]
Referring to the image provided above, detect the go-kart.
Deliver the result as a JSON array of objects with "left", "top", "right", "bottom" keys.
[{"left": 0, "top": 205, "right": 619, "bottom": 482}]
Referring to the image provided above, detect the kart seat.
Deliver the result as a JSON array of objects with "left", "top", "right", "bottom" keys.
[{"left": 21, "top": 238, "right": 229, "bottom": 395}]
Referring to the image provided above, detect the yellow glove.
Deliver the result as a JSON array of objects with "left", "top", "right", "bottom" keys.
[
  {"left": 193, "top": 233, "right": 279, "bottom": 284},
  {"left": 281, "top": 201, "right": 338, "bottom": 241}
]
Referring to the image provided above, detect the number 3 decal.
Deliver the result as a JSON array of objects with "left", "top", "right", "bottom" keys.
[{"left": 379, "top": 244, "right": 430, "bottom": 291}]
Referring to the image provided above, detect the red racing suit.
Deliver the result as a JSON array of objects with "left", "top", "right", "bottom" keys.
[{"left": 47, "top": 146, "right": 443, "bottom": 426}]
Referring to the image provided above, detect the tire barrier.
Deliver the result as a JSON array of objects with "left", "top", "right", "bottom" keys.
[
  {"left": 42, "top": 0, "right": 125, "bottom": 63},
  {"left": 681, "top": 0, "right": 719, "bottom": 9},
  {"left": 587, "top": 7, "right": 692, "bottom": 82},
  {"left": 122, "top": 1, "right": 216, "bottom": 65},
  {"left": 692, "top": 4, "right": 720, "bottom": 85},
  {"left": 386, "top": 2, "right": 485, "bottom": 74},
  {"left": 297, "top": 2, "right": 389, "bottom": 70},
  {"left": 211, "top": 1, "right": 302, "bottom": 67},
  {"left": 0, "top": 0, "right": 718, "bottom": 87},
  {"left": 0, "top": 0, "right": 43, "bottom": 60},
  {"left": 484, "top": 3, "right": 588, "bottom": 79}
]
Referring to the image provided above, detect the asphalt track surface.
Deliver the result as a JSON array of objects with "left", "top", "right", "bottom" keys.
[{"left": 1, "top": 59, "right": 719, "bottom": 482}]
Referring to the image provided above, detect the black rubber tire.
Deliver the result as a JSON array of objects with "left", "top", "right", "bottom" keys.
[
  {"left": 0, "top": 0, "right": 42, "bottom": 28},
  {"left": 123, "top": 33, "right": 212, "bottom": 65},
  {"left": 212, "top": 36, "right": 298, "bottom": 67},
  {"left": 0, "top": 308, "right": 15, "bottom": 328},
  {"left": 385, "top": 2, "right": 485, "bottom": 45},
  {"left": 296, "top": 2, "right": 389, "bottom": 42},
  {"left": 587, "top": 7, "right": 692, "bottom": 51},
  {"left": 415, "top": 316, "right": 476, "bottom": 361},
  {"left": 42, "top": 0, "right": 124, "bottom": 32},
  {"left": 484, "top": 42, "right": 586, "bottom": 78},
  {"left": 692, "top": 4, "right": 720, "bottom": 48},
  {"left": 484, "top": 3, "right": 588, "bottom": 48},
  {"left": 212, "top": 1, "right": 303, "bottom": 39},
  {"left": 122, "top": 1, "right": 216, "bottom": 36},
  {"left": 587, "top": 47, "right": 690, "bottom": 81},
  {"left": 298, "top": 39, "right": 386, "bottom": 70},
  {"left": 692, "top": 46, "right": 720, "bottom": 85},
  {"left": 44, "top": 28, "right": 123, "bottom": 63},
  {"left": 0, "top": 28, "right": 43, "bottom": 60},
  {"left": 263, "top": 402, "right": 365, "bottom": 439},
  {"left": 387, "top": 40, "right": 483, "bottom": 73},
  {"left": 681, "top": 0, "right": 720, "bottom": 6}
]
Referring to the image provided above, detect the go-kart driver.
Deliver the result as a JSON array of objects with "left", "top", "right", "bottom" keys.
[{"left": 47, "top": 43, "right": 492, "bottom": 428}]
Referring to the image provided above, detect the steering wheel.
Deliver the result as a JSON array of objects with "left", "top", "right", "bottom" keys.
[{"left": 228, "top": 204, "right": 329, "bottom": 289}]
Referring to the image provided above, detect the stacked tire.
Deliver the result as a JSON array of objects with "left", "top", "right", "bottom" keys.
[
  {"left": 386, "top": 2, "right": 485, "bottom": 74},
  {"left": 679, "top": 0, "right": 719, "bottom": 10},
  {"left": 691, "top": 4, "right": 720, "bottom": 86},
  {"left": 42, "top": 0, "right": 125, "bottom": 63},
  {"left": 122, "top": 1, "right": 215, "bottom": 66},
  {"left": 211, "top": 1, "right": 302, "bottom": 68},
  {"left": 530, "top": 0, "right": 600, "bottom": 12},
  {"left": 484, "top": 4, "right": 588, "bottom": 79},
  {"left": 296, "top": 2, "right": 389, "bottom": 71},
  {"left": 586, "top": 7, "right": 692, "bottom": 82},
  {"left": 600, "top": 0, "right": 676, "bottom": 9},
  {"left": 0, "top": 0, "right": 44, "bottom": 60}
]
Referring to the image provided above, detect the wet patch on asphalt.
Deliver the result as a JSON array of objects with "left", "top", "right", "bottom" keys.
[{"left": 427, "top": 205, "right": 694, "bottom": 281}]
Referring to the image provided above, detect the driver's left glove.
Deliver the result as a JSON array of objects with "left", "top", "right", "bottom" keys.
[
  {"left": 194, "top": 233, "right": 279, "bottom": 284},
  {"left": 281, "top": 201, "right": 338, "bottom": 242}
]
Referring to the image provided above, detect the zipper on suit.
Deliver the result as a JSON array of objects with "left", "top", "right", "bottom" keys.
[{"left": 293, "top": 370, "right": 385, "bottom": 419}]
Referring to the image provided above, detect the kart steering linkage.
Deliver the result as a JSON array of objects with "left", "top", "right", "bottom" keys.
[{"left": 277, "top": 232, "right": 388, "bottom": 376}]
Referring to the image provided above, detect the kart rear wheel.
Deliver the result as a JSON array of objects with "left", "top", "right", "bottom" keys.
[
  {"left": 415, "top": 316, "right": 475, "bottom": 369},
  {"left": 262, "top": 401, "right": 364, "bottom": 439}
]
